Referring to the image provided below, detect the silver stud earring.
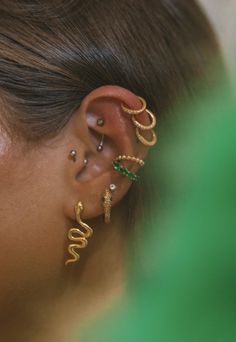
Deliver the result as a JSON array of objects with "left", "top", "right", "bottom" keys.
[
  {"left": 69, "top": 150, "right": 77, "bottom": 162},
  {"left": 84, "top": 158, "right": 88, "bottom": 165}
]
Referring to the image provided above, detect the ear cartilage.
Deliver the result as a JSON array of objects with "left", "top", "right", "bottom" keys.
[{"left": 69, "top": 149, "right": 77, "bottom": 162}]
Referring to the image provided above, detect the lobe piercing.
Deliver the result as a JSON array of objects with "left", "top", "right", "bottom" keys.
[
  {"left": 69, "top": 150, "right": 77, "bottom": 162},
  {"left": 97, "top": 134, "right": 104, "bottom": 152}
]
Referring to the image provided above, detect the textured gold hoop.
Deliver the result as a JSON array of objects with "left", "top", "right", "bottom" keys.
[
  {"left": 131, "top": 109, "right": 157, "bottom": 130},
  {"left": 65, "top": 202, "right": 93, "bottom": 266},
  {"left": 136, "top": 128, "right": 157, "bottom": 147},
  {"left": 115, "top": 155, "right": 145, "bottom": 167},
  {"left": 121, "top": 97, "right": 147, "bottom": 115}
]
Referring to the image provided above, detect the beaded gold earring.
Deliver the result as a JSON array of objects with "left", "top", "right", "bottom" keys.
[
  {"left": 112, "top": 155, "right": 145, "bottom": 182},
  {"left": 121, "top": 97, "right": 158, "bottom": 146}
]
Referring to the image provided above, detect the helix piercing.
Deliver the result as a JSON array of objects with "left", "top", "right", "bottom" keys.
[
  {"left": 97, "top": 134, "right": 104, "bottom": 152},
  {"left": 135, "top": 128, "right": 157, "bottom": 146},
  {"left": 65, "top": 201, "right": 93, "bottom": 266},
  {"left": 121, "top": 97, "right": 147, "bottom": 115},
  {"left": 69, "top": 150, "right": 77, "bottom": 162},
  {"left": 131, "top": 109, "right": 157, "bottom": 130}
]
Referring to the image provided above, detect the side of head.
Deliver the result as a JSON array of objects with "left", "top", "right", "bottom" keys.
[{"left": 0, "top": 0, "right": 220, "bottom": 323}]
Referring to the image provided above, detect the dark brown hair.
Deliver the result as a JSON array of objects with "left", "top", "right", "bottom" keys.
[{"left": 0, "top": 0, "right": 219, "bottom": 141}]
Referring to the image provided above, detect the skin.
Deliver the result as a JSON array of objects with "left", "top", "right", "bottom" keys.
[{"left": 0, "top": 86, "right": 150, "bottom": 341}]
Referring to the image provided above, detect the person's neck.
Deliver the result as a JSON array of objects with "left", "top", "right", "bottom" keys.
[{"left": 0, "top": 209, "right": 126, "bottom": 341}]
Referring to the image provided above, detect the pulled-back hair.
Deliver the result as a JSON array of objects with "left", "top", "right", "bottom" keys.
[
  {"left": 0, "top": 0, "right": 219, "bottom": 141},
  {"left": 0, "top": 0, "right": 221, "bottom": 226}
]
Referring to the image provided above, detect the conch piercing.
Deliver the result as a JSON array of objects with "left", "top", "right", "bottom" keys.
[
  {"left": 65, "top": 201, "right": 93, "bottom": 266},
  {"left": 121, "top": 97, "right": 157, "bottom": 147},
  {"left": 112, "top": 154, "right": 142, "bottom": 182},
  {"left": 115, "top": 155, "right": 145, "bottom": 167},
  {"left": 69, "top": 150, "right": 77, "bottom": 162}
]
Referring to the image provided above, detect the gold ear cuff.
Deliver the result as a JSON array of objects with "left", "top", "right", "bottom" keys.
[{"left": 121, "top": 97, "right": 157, "bottom": 146}]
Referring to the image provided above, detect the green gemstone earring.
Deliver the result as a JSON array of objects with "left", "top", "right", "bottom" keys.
[{"left": 112, "top": 154, "right": 144, "bottom": 182}]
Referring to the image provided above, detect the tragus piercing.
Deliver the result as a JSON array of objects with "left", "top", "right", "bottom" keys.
[{"left": 69, "top": 150, "right": 77, "bottom": 162}]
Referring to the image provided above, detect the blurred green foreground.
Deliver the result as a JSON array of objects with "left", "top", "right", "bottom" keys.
[{"left": 75, "top": 76, "right": 236, "bottom": 342}]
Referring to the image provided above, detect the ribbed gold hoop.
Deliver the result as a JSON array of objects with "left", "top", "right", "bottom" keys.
[
  {"left": 131, "top": 109, "right": 157, "bottom": 130},
  {"left": 121, "top": 96, "right": 158, "bottom": 147},
  {"left": 135, "top": 128, "right": 157, "bottom": 147},
  {"left": 121, "top": 97, "right": 147, "bottom": 115},
  {"left": 115, "top": 155, "right": 145, "bottom": 167}
]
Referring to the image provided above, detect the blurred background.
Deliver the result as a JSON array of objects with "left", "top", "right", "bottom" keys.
[{"left": 199, "top": 0, "right": 235, "bottom": 73}]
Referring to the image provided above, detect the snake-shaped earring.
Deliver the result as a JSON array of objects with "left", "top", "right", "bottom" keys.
[{"left": 65, "top": 201, "right": 93, "bottom": 266}]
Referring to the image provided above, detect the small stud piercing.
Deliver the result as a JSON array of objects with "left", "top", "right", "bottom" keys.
[
  {"left": 97, "top": 134, "right": 104, "bottom": 152},
  {"left": 69, "top": 150, "right": 77, "bottom": 162},
  {"left": 97, "top": 118, "right": 105, "bottom": 127},
  {"left": 109, "top": 184, "right": 117, "bottom": 192},
  {"left": 84, "top": 158, "right": 88, "bottom": 165}
]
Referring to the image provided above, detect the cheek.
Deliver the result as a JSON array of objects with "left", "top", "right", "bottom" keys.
[{"left": 0, "top": 148, "right": 66, "bottom": 305}]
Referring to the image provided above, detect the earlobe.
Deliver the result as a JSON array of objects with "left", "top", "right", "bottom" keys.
[{"left": 65, "top": 85, "right": 157, "bottom": 222}]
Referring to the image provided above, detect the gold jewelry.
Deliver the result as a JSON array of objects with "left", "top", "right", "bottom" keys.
[
  {"left": 131, "top": 109, "right": 157, "bottom": 130},
  {"left": 102, "top": 188, "right": 113, "bottom": 224},
  {"left": 121, "top": 97, "right": 147, "bottom": 115},
  {"left": 115, "top": 155, "right": 145, "bottom": 167},
  {"left": 135, "top": 128, "right": 157, "bottom": 147},
  {"left": 65, "top": 202, "right": 93, "bottom": 266}
]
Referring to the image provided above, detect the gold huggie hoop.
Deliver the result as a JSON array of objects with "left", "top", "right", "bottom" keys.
[
  {"left": 65, "top": 202, "right": 93, "bottom": 266},
  {"left": 115, "top": 155, "right": 145, "bottom": 167},
  {"left": 121, "top": 97, "right": 147, "bottom": 115},
  {"left": 135, "top": 128, "right": 157, "bottom": 147},
  {"left": 131, "top": 109, "right": 157, "bottom": 130}
]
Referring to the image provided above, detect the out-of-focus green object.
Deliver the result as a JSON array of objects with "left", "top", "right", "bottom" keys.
[{"left": 75, "top": 77, "right": 236, "bottom": 342}]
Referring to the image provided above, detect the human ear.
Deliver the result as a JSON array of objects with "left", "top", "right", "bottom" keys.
[{"left": 63, "top": 85, "right": 155, "bottom": 221}]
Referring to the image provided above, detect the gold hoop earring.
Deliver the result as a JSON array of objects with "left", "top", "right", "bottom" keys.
[
  {"left": 135, "top": 128, "right": 157, "bottom": 147},
  {"left": 114, "top": 155, "right": 145, "bottom": 167},
  {"left": 65, "top": 202, "right": 93, "bottom": 266},
  {"left": 131, "top": 109, "right": 157, "bottom": 130},
  {"left": 121, "top": 97, "right": 147, "bottom": 115}
]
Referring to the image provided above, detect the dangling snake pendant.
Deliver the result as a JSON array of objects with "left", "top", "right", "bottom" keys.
[{"left": 65, "top": 201, "right": 93, "bottom": 266}]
